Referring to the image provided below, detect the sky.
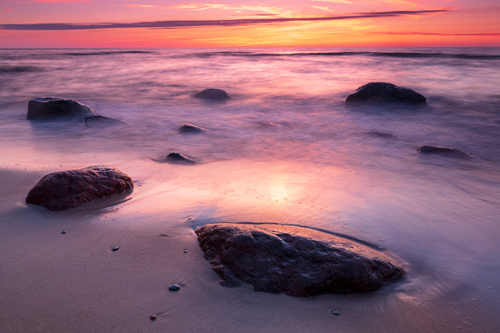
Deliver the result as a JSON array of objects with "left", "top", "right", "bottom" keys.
[{"left": 0, "top": 0, "right": 499, "bottom": 48}]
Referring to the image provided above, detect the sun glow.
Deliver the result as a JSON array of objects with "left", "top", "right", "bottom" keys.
[{"left": 0, "top": 0, "right": 499, "bottom": 47}]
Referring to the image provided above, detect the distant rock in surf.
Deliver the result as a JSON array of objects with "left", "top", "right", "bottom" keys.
[
  {"left": 27, "top": 97, "right": 96, "bottom": 120},
  {"left": 25, "top": 166, "right": 134, "bottom": 211},
  {"left": 85, "top": 115, "right": 126, "bottom": 128},
  {"left": 346, "top": 82, "right": 426, "bottom": 105},
  {"left": 196, "top": 223, "right": 405, "bottom": 297},
  {"left": 177, "top": 123, "right": 206, "bottom": 134},
  {"left": 194, "top": 88, "right": 230, "bottom": 101},
  {"left": 417, "top": 145, "right": 469, "bottom": 158},
  {"left": 165, "top": 152, "right": 196, "bottom": 164},
  {"left": 366, "top": 131, "right": 396, "bottom": 139}
]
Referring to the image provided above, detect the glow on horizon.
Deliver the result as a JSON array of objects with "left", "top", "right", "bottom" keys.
[{"left": 0, "top": 0, "right": 499, "bottom": 47}]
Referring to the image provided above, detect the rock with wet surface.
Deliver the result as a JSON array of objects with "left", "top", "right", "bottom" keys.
[
  {"left": 417, "top": 145, "right": 468, "bottom": 158},
  {"left": 25, "top": 166, "right": 134, "bottom": 211},
  {"left": 196, "top": 223, "right": 405, "bottom": 297},
  {"left": 346, "top": 82, "right": 426, "bottom": 105},
  {"left": 27, "top": 97, "right": 96, "bottom": 120},
  {"left": 177, "top": 123, "right": 206, "bottom": 134},
  {"left": 194, "top": 88, "right": 230, "bottom": 101},
  {"left": 165, "top": 152, "right": 196, "bottom": 164},
  {"left": 85, "top": 115, "right": 126, "bottom": 128}
]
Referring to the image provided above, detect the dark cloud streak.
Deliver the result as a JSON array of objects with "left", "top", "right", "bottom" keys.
[{"left": 0, "top": 10, "right": 448, "bottom": 31}]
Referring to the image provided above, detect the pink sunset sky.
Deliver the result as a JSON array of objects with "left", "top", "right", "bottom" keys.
[{"left": 0, "top": 0, "right": 499, "bottom": 47}]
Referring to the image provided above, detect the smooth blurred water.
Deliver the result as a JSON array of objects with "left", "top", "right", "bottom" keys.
[{"left": 1, "top": 47, "right": 500, "bottom": 330}]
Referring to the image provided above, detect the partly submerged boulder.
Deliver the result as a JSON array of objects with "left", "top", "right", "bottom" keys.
[
  {"left": 26, "top": 166, "right": 134, "bottom": 211},
  {"left": 165, "top": 152, "right": 196, "bottom": 164},
  {"left": 417, "top": 145, "right": 468, "bottom": 158},
  {"left": 85, "top": 115, "right": 126, "bottom": 128},
  {"left": 346, "top": 82, "right": 426, "bottom": 105},
  {"left": 177, "top": 123, "right": 206, "bottom": 134},
  {"left": 27, "top": 97, "right": 96, "bottom": 120},
  {"left": 194, "top": 88, "right": 230, "bottom": 101},
  {"left": 196, "top": 223, "right": 405, "bottom": 297}
]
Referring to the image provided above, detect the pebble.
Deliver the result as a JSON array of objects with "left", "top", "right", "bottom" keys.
[
  {"left": 150, "top": 315, "right": 157, "bottom": 321},
  {"left": 331, "top": 310, "right": 340, "bottom": 316},
  {"left": 183, "top": 249, "right": 188, "bottom": 253},
  {"left": 169, "top": 284, "right": 181, "bottom": 291},
  {"left": 61, "top": 230, "right": 67, "bottom": 234},
  {"left": 112, "top": 246, "right": 120, "bottom": 251}
]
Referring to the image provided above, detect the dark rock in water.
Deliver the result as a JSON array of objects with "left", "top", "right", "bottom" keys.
[
  {"left": 417, "top": 145, "right": 468, "bottom": 158},
  {"left": 194, "top": 88, "right": 230, "bottom": 101},
  {"left": 165, "top": 152, "right": 196, "bottom": 164},
  {"left": 346, "top": 82, "right": 426, "bottom": 105},
  {"left": 25, "top": 166, "right": 134, "bottom": 211},
  {"left": 27, "top": 97, "right": 96, "bottom": 120},
  {"left": 196, "top": 223, "right": 405, "bottom": 297},
  {"left": 366, "top": 131, "right": 396, "bottom": 139},
  {"left": 177, "top": 123, "right": 206, "bottom": 134},
  {"left": 85, "top": 115, "right": 125, "bottom": 128},
  {"left": 169, "top": 284, "right": 180, "bottom": 291}
]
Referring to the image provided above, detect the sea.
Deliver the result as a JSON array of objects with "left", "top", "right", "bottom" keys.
[{"left": 1, "top": 47, "right": 500, "bottom": 330}]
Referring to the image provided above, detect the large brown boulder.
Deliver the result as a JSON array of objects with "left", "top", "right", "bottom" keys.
[
  {"left": 196, "top": 223, "right": 405, "bottom": 297},
  {"left": 27, "top": 97, "right": 96, "bottom": 120},
  {"left": 26, "top": 166, "right": 134, "bottom": 211},
  {"left": 346, "top": 82, "right": 426, "bottom": 105}
]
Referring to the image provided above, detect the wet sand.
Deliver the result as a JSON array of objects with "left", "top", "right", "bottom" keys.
[{"left": 1, "top": 162, "right": 497, "bottom": 333}]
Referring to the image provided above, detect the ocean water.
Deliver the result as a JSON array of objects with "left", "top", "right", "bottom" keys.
[{"left": 1, "top": 47, "right": 500, "bottom": 330}]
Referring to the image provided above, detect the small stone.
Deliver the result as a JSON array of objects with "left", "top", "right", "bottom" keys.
[
  {"left": 331, "top": 310, "right": 340, "bottom": 316},
  {"left": 112, "top": 246, "right": 120, "bottom": 251},
  {"left": 177, "top": 123, "right": 206, "bottom": 134},
  {"left": 169, "top": 284, "right": 181, "bottom": 291},
  {"left": 165, "top": 152, "right": 196, "bottom": 164},
  {"left": 194, "top": 88, "right": 230, "bottom": 101},
  {"left": 150, "top": 315, "right": 157, "bottom": 321},
  {"left": 183, "top": 249, "right": 188, "bottom": 253},
  {"left": 61, "top": 230, "right": 67, "bottom": 234}
]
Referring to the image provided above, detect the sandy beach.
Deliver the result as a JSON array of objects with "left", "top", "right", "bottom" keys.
[{"left": 1, "top": 158, "right": 498, "bottom": 332}]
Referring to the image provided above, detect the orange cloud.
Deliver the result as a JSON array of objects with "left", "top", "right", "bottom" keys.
[
  {"left": 311, "top": 0, "right": 352, "bottom": 4},
  {"left": 311, "top": 6, "right": 335, "bottom": 13}
]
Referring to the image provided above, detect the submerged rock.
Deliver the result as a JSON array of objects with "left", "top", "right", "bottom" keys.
[
  {"left": 25, "top": 166, "right": 134, "bottom": 211},
  {"left": 346, "top": 82, "right": 426, "bottom": 105},
  {"left": 196, "top": 223, "right": 405, "bottom": 297},
  {"left": 177, "top": 123, "right": 206, "bottom": 134},
  {"left": 417, "top": 145, "right": 469, "bottom": 158},
  {"left": 85, "top": 115, "right": 125, "bottom": 128},
  {"left": 27, "top": 97, "right": 96, "bottom": 120},
  {"left": 366, "top": 131, "right": 396, "bottom": 139},
  {"left": 165, "top": 152, "right": 196, "bottom": 164},
  {"left": 194, "top": 88, "right": 230, "bottom": 101}
]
